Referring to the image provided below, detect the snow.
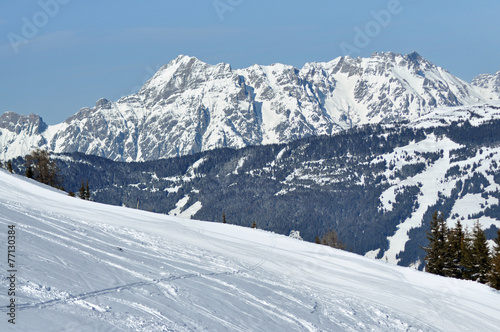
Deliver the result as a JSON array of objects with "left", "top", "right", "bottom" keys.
[
  {"left": 275, "top": 147, "right": 289, "bottom": 161},
  {"left": 376, "top": 134, "right": 462, "bottom": 264},
  {"left": 178, "top": 201, "right": 202, "bottom": 219},
  {"left": 1, "top": 54, "right": 498, "bottom": 162},
  {"left": 168, "top": 195, "right": 190, "bottom": 216},
  {"left": 190, "top": 157, "right": 206, "bottom": 170},
  {"left": 369, "top": 129, "right": 500, "bottom": 265},
  {"left": 411, "top": 101, "right": 500, "bottom": 129},
  {"left": 168, "top": 194, "right": 202, "bottom": 219},
  {"left": 233, "top": 157, "right": 247, "bottom": 175},
  {"left": 164, "top": 185, "right": 182, "bottom": 193},
  {"left": 449, "top": 194, "right": 499, "bottom": 227},
  {"left": 365, "top": 248, "right": 381, "bottom": 260},
  {"left": 1, "top": 169, "right": 500, "bottom": 331},
  {"left": 378, "top": 134, "right": 462, "bottom": 213}
]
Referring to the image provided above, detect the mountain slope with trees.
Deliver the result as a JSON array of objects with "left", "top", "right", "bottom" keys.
[{"left": 7, "top": 104, "right": 500, "bottom": 269}]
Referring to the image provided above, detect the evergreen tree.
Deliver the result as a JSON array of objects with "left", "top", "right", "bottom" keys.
[
  {"left": 460, "top": 229, "right": 474, "bottom": 280},
  {"left": 444, "top": 220, "right": 464, "bottom": 279},
  {"left": 424, "top": 211, "right": 448, "bottom": 276},
  {"left": 489, "top": 229, "right": 500, "bottom": 290},
  {"left": 251, "top": 221, "right": 257, "bottom": 229},
  {"left": 25, "top": 165, "right": 34, "bottom": 179},
  {"left": 222, "top": 213, "right": 227, "bottom": 224},
  {"left": 470, "top": 221, "right": 491, "bottom": 284},
  {"left": 314, "top": 235, "right": 321, "bottom": 244},
  {"left": 85, "top": 181, "right": 91, "bottom": 200},
  {"left": 79, "top": 181, "right": 86, "bottom": 200},
  {"left": 7, "top": 160, "right": 13, "bottom": 173}
]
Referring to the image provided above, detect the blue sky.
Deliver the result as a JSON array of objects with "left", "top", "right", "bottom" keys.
[{"left": 1, "top": 0, "right": 500, "bottom": 124}]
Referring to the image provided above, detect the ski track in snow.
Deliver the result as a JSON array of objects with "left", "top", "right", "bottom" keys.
[{"left": 1, "top": 170, "right": 499, "bottom": 331}]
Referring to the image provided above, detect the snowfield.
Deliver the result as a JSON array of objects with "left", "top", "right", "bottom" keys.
[{"left": 1, "top": 169, "right": 499, "bottom": 331}]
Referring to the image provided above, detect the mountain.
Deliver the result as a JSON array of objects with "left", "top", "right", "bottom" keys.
[
  {"left": 1, "top": 52, "right": 494, "bottom": 162},
  {"left": 8, "top": 103, "right": 498, "bottom": 268},
  {"left": 472, "top": 70, "right": 500, "bottom": 100},
  {"left": 1, "top": 169, "right": 500, "bottom": 331}
]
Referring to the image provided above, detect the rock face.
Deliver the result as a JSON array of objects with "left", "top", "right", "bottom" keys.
[
  {"left": 0, "top": 112, "right": 49, "bottom": 157},
  {"left": 0, "top": 52, "right": 496, "bottom": 162},
  {"left": 472, "top": 70, "right": 500, "bottom": 100},
  {"left": 0, "top": 112, "right": 47, "bottom": 135}
]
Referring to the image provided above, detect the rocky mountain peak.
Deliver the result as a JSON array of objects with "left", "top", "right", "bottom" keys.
[
  {"left": 139, "top": 55, "right": 237, "bottom": 104},
  {"left": 472, "top": 70, "right": 500, "bottom": 98},
  {"left": 0, "top": 53, "right": 498, "bottom": 162},
  {"left": 95, "top": 98, "right": 112, "bottom": 109},
  {"left": 0, "top": 112, "right": 47, "bottom": 135},
  {"left": 404, "top": 51, "right": 423, "bottom": 63}
]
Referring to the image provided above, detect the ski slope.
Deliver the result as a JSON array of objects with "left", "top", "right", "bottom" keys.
[{"left": 0, "top": 169, "right": 499, "bottom": 331}]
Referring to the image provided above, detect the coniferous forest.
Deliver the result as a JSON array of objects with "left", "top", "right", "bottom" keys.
[{"left": 425, "top": 211, "right": 500, "bottom": 289}]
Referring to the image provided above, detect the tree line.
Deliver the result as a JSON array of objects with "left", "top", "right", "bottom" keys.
[
  {"left": 424, "top": 211, "right": 500, "bottom": 290},
  {"left": 1, "top": 149, "right": 91, "bottom": 200}
]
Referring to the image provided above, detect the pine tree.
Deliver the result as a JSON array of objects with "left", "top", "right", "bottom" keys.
[
  {"left": 460, "top": 229, "right": 474, "bottom": 280},
  {"left": 25, "top": 165, "right": 34, "bottom": 179},
  {"left": 251, "top": 221, "right": 257, "bottom": 229},
  {"left": 314, "top": 235, "right": 321, "bottom": 244},
  {"left": 444, "top": 220, "right": 464, "bottom": 279},
  {"left": 79, "top": 181, "right": 86, "bottom": 200},
  {"left": 424, "top": 211, "right": 448, "bottom": 276},
  {"left": 222, "top": 213, "right": 227, "bottom": 224},
  {"left": 489, "top": 229, "right": 500, "bottom": 290},
  {"left": 470, "top": 221, "right": 491, "bottom": 284},
  {"left": 85, "top": 181, "right": 91, "bottom": 200},
  {"left": 7, "top": 160, "right": 13, "bottom": 173}
]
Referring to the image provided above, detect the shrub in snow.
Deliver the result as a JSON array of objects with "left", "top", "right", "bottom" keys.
[{"left": 289, "top": 230, "right": 303, "bottom": 241}]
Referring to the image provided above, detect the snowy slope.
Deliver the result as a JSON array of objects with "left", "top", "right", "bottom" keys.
[
  {"left": 1, "top": 170, "right": 500, "bottom": 331},
  {"left": 472, "top": 70, "right": 500, "bottom": 100},
  {"left": 1, "top": 52, "right": 496, "bottom": 162}
]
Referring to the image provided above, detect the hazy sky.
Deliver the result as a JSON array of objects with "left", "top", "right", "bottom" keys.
[{"left": 1, "top": 0, "right": 500, "bottom": 124}]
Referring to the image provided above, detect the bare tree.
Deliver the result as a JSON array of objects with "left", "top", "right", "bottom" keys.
[
  {"left": 320, "top": 229, "right": 346, "bottom": 250},
  {"left": 25, "top": 149, "right": 59, "bottom": 187}
]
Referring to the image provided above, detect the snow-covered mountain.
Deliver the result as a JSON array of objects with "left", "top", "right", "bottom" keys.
[
  {"left": 472, "top": 70, "right": 500, "bottom": 100},
  {"left": 1, "top": 52, "right": 496, "bottom": 162},
  {"left": 1, "top": 169, "right": 500, "bottom": 331}
]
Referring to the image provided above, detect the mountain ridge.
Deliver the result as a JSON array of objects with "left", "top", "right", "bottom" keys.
[{"left": 1, "top": 52, "right": 499, "bottom": 162}]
